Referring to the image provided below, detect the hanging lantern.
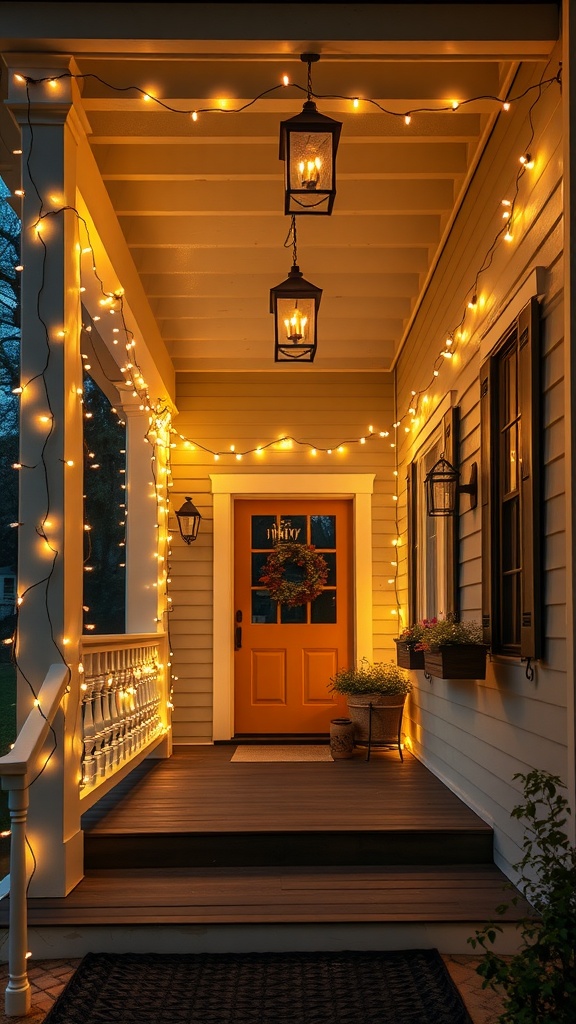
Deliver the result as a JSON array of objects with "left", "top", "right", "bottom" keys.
[
  {"left": 270, "top": 264, "right": 322, "bottom": 363},
  {"left": 279, "top": 54, "right": 342, "bottom": 216},
  {"left": 424, "top": 456, "right": 478, "bottom": 517},
  {"left": 424, "top": 456, "right": 459, "bottom": 517},
  {"left": 175, "top": 496, "right": 202, "bottom": 544}
]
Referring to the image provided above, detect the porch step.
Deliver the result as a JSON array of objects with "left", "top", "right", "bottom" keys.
[
  {"left": 1, "top": 863, "right": 529, "bottom": 958},
  {"left": 84, "top": 827, "right": 493, "bottom": 869}
]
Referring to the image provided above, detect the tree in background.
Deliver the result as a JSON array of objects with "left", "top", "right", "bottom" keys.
[
  {"left": 0, "top": 178, "right": 20, "bottom": 653},
  {"left": 83, "top": 374, "right": 126, "bottom": 634}
]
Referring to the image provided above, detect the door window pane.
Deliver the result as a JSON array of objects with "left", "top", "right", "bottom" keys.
[
  {"left": 251, "top": 515, "right": 277, "bottom": 549},
  {"left": 278, "top": 516, "right": 307, "bottom": 543},
  {"left": 311, "top": 515, "right": 336, "bottom": 548},
  {"left": 280, "top": 603, "right": 307, "bottom": 624},
  {"left": 251, "top": 553, "right": 269, "bottom": 586},
  {"left": 321, "top": 552, "right": 336, "bottom": 586},
  {"left": 311, "top": 590, "right": 337, "bottom": 623},
  {"left": 252, "top": 591, "right": 277, "bottom": 623}
]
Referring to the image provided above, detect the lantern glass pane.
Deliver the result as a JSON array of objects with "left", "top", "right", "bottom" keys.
[
  {"left": 178, "top": 515, "right": 198, "bottom": 538},
  {"left": 287, "top": 132, "right": 334, "bottom": 209},
  {"left": 276, "top": 296, "right": 315, "bottom": 344},
  {"left": 432, "top": 477, "right": 457, "bottom": 512}
]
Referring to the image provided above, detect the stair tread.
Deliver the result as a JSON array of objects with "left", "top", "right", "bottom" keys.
[{"left": 1, "top": 864, "right": 530, "bottom": 926}]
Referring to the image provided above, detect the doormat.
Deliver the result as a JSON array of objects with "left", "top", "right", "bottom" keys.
[
  {"left": 231, "top": 744, "right": 332, "bottom": 762},
  {"left": 42, "top": 949, "right": 473, "bottom": 1024}
]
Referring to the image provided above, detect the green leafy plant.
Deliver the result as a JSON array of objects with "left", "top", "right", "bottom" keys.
[
  {"left": 469, "top": 769, "right": 576, "bottom": 1023},
  {"left": 416, "top": 617, "right": 484, "bottom": 649},
  {"left": 329, "top": 657, "right": 412, "bottom": 697}
]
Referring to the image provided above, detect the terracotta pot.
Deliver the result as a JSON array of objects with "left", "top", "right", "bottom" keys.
[
  {"left": 394, "top": 640, "right": 425, "bottom": 670},
  {"left": 423, "top": 644, "right": 487, "bottom": 680},
  {"left": 329, "top": 718, "right": 355, "bottom": 759}
]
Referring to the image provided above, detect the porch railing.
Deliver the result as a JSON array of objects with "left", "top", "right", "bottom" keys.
[
  {"left": 0, "top": 662, "right": 70, "bottom": 1017},
  {"left": 0, "top": 633, "right": 170, "bottom": 1016},
  {"left": 79, "top": 633, "right": 169, "bottom": 800}
]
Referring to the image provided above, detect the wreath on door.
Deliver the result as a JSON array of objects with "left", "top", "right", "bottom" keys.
[{"left": 258, "top": 543, "right": 329, "bottom": 607}]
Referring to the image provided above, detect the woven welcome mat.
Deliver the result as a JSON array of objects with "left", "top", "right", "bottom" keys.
[{"left": 43, "top": 949, "right": 473, "bottom": 1024}]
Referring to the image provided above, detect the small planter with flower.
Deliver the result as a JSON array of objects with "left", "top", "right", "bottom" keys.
[
  {"left": 418, "top": 618, "right": 488, "bottom": 680},
  {"left": 394, "top": 620, "right": 437, "bottom": 669},
  {"left": 329, "top": 659, "right": 412, "bottom": 759}
]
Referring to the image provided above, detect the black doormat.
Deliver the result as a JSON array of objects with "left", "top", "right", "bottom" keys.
[{"left": 43, "top": 949, "right": 473, "bottom": 1024}]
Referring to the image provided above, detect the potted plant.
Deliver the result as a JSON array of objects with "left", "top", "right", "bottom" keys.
[
  {"left": 329, "top": 659, "right": 412, "bottom": 758},
  {"left": 394, "top": 619, "right": 437, "bottom": 669},
  {"left": 418, "top": 617, "right": 488, "bottom": 679}
]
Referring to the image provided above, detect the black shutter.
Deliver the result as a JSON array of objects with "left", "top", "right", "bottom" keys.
[
  {"left": 443, "top": 407, "right": 459, "bottom": 620},
  {"left": 518, "top": 297, "right": 541, "bottom": 659},
  {"left": 480, "top": 356, "right": 496, "bottom": 647},
  {"left": 407, "top": 461, "right": 418, "bottom": 626}
]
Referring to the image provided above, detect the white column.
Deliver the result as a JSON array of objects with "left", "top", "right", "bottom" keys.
[{"left": 5, "top": 57, "right": 88, "bottom": 895}]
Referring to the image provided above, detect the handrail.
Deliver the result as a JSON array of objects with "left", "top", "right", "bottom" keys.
[{"left": 0, "top": 662, "right": 70, "bottom": 1018}]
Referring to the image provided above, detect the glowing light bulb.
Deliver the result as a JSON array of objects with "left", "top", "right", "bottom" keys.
[
  {"left": 282, "top": 75, "right": 289, "bottom": 87},
  {"left": 353, "top": 97, "right": 359, "bottom": 109},
  {"left": 451, "top": 100, "right": 460, "bottom": 110},
  {"left": 404, "top": 114, "right": 411, "bottom": 125},
  {"left": 191, "top": 111, "right": 198, "bottom": 122},
  {"left": 503, "top": 102, "right": 511, "bottom": 111}
]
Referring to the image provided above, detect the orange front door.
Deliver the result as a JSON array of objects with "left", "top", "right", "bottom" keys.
[{"left": 234, "top": 500, "right": 351, "bottom": 734}]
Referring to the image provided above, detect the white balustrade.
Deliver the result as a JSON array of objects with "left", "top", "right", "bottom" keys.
[{"left": 79, "top": 634, "right": 168, "bottom": 796}]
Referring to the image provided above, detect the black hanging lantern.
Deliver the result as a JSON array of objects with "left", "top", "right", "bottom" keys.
[
  {"left": 175, "top": 496, "right": 202, "bottom": 544},
  {"left": 279, "top": 54, "right": 342, "bottom": 216},
  {"left": 425, "top": 455, "right": 478, "bottom": 517},
  {"left": 270, "top": 217, "right": 322, "bottom": 362},
  {"left": 425, "top": 456, "right": 459, "bottom": 517}
]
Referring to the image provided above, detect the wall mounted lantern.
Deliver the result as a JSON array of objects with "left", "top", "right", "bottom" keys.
[
  {"left": 175, "top": 496, "right": 202, "bottom": 543},
  {"left": 425, "top": 455, "right": 478, "bottom": 517},
  {"left": 270, "top": 216, "right": 322, "bottom": 362},
  {"left": 279, "top": 53, "right": 342, "bottom": 215}
]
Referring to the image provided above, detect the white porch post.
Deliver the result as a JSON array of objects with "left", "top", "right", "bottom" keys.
[{"left": 5, "top": 57, "right": 87, "bottom": 894}]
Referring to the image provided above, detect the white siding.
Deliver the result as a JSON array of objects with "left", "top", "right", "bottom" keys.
[{"left": 395, "top": 56, "right": 567, "bottom": 880}]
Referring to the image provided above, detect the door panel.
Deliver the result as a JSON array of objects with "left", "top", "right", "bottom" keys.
[{"left": 234, "top": 499, "right": 351, "bottom": 734}]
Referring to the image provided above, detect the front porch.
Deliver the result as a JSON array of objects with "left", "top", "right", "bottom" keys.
[{"left": 1, "top": 745, "right": 529, "bottom": 957}]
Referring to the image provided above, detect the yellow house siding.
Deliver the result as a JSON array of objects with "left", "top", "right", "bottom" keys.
[
  {"left": 171, "top": 371, "right": 395, "bottom": 743},
  {"left": 395, "top": 58, "right": 566, "bottom": 880}
]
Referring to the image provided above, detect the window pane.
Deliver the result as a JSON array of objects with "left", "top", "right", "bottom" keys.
[
  {"left": 503, "top": 423, "right": 518, "bottom": 495},
  {"left": 503, "top": 349, "right": 517, "bottom": 425},
  {"left": 280, "top": 603, "right": 307, "bottom": 624},
  {"left": 278, "top": 516, "right": 307, "bottom": 543},
  {"left": 251, "top": 515, "right": 277, "bottom": 549},
  {"left": 502, "top": 497, "right": 520, "bottom": 572},
  {"left": 251, "top": 553, "right": 269, "bottom": 586},
  {"left": 311, "top": 590, "right": 337, "bottom": 623},
  {"left": 502, "top": 572, "right": 521, "bottom": 647},
  {"left": 319, "top": 552, "right": 336, "bottom": 586},
  {"left": 311, "top": 515, "right": 336, "bottom": 548},
  {"left": 251, "top": 590, "right": 277, "bottom": 623}
]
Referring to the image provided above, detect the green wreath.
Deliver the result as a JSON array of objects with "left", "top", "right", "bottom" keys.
[{"left": 259, "top": 543, "right": 329, "bottom": 607}]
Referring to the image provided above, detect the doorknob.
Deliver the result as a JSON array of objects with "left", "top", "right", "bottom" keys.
[{"left": 235, "top": 609, "right": 243, "bottom": 650}]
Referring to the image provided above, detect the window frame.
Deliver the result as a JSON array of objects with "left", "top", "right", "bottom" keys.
[{"left": 480, "top": 296, "right": 541, "bottom": 659}]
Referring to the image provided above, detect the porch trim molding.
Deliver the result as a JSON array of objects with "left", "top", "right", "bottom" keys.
[{"left": 210, "top": 473, "right": 375, "bottom": 741}]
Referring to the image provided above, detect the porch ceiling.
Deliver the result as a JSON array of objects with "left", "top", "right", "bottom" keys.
[{"left": 0, "top": 3, "right": 559, "bottom": 374}]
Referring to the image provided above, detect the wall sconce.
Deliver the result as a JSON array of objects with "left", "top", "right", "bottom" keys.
[
  {"left": 270, "top": 216, "right": 322, "bottom": 362},
  {"left": 425, "top": 456, "right": 478, "bottom": 517},
  {"left": 175, "top": 496, "right": 202, "bottom": 543},
  {"left": 279, "top": 53, "right": 342, "bottom": 215}
]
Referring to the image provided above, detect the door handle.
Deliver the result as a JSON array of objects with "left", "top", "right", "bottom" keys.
[{"left": 235, "top": 609, "right": 243, "bottom": 650}]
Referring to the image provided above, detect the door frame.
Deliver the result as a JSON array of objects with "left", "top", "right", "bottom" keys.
[{"left": 210, "top": 473, "right": 375, "bottom": 740}]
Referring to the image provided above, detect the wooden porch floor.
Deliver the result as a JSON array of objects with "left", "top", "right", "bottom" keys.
[{"left": 1, "top": 746, "right": 530, "bottom": 940}]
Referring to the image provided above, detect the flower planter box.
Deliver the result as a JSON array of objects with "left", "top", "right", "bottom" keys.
[
  {"left": 423, "top": 644, "right": 487, "bottom": 680},
  {"left": 394, "top": 640, "right": 425, "bottom": 670}
]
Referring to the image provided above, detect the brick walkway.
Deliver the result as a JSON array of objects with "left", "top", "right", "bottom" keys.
[{"left": 0, "top": 954, "right": 505, "bottom": 1024}]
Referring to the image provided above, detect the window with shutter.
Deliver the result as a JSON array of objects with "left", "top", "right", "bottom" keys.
[{"left": 480, "top": 296, "right": 541, "bottom": 659}]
